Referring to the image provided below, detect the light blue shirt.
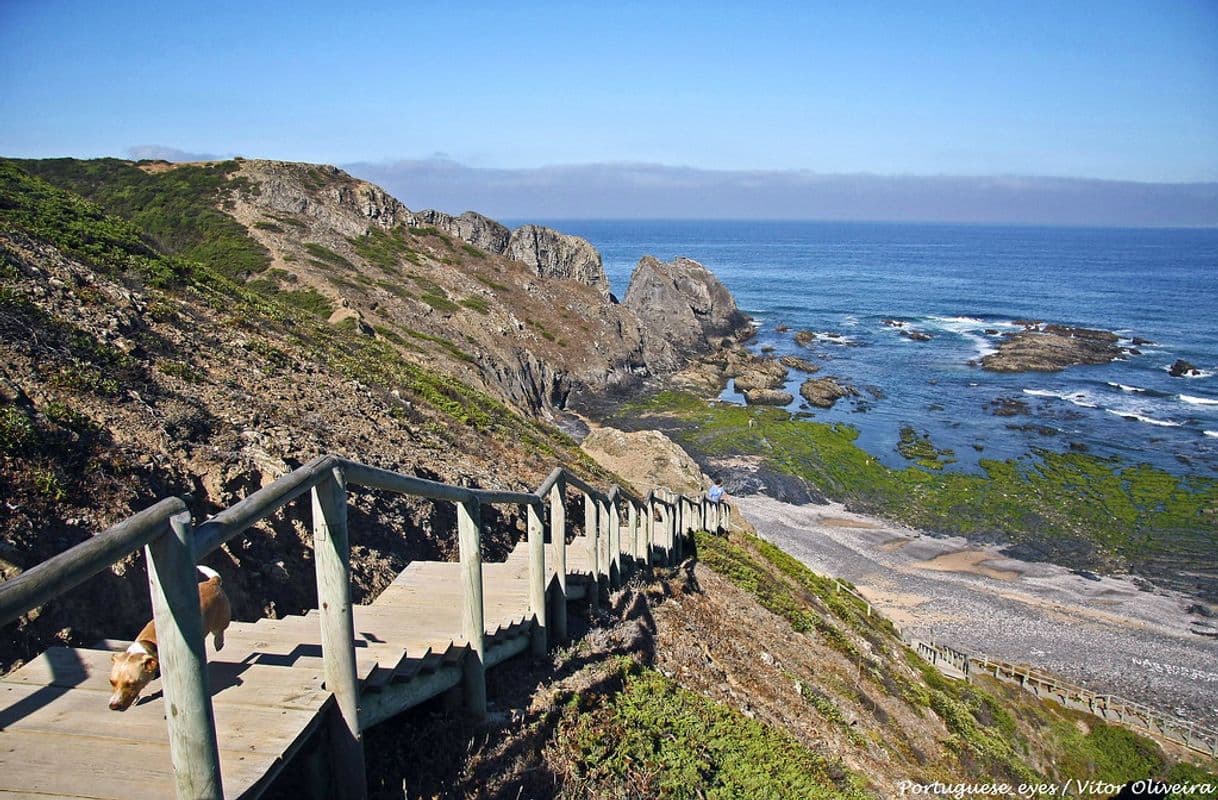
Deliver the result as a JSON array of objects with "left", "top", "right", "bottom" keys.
[{"left": 708, "top": 485, "right": 724, "bottom": 502}]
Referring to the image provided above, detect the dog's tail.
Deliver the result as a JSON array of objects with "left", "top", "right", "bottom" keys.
[{"left": 196, "top": 565, "right": 222, "bottom": 584}]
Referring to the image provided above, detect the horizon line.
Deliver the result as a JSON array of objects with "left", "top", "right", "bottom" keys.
[{"left": 495, "top": 216, "right": 1218, "bottom": 231}]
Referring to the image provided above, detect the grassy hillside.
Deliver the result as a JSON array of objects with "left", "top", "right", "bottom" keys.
[{"left": 0, "top": 159, "right": 608, "bottom": 667}]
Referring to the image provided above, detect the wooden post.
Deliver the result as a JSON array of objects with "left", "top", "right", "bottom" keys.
[
  {"left": 608, "top": 500, "right": 621, "bottom": 588},
  {"left": 645, "top": 498, "right": 655, "bottom": 566},
  {"left": 312, "top": 470, "right": 367, "bottom": 800},
  {"left": 548, "top": 479, "right": 567, "bottom": 642},
  {"left": 527, "top": 501, "right": 546, "bottom": 657},
  {"left": 457, "top": 498, "right": 487, "bottom": 718},
  {"left": 146, "top": 512, "right": 223, "bottom": 800},
  {"left": 661, "top": 504, "right": 673, "bottom": 565},
  {"left": 583, "top": 492, "right": 599, "bottom": 611},
  {"left": 674, "top": 500, "right": 684, "bottom": 562},
  {"left": 628, "top": 502, "right": 639, "bottom": 564},
  {"left": 596, "top": 497, "right": 609, "bottom": 589}
]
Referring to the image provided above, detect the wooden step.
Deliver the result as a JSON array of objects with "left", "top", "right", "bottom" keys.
[{"left": 2, "top": 647, "right": 330, "bottom": 712}]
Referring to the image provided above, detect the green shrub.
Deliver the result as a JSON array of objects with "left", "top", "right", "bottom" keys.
[
  {"left": 303, "top": 242, "right": 354, "bottom": 270},
  {"left": 349, "top": 227, "right": 416, "bottom": 271},
  {"left": 475, "top": 274, "right": 509, "bottom": 291},
  {"left": 0, "top": 404, "right": 36, "bottom": 455},
  {"left": 556, "top": 662, "right": 872, "bottom": 799},
  {"left": 279, "top": 288, "right": 334, "bottom": 318},
  {"left": 420, "top": 293, "right": 459, "bottom": 313},
  {"left": 158, "top": 359, "right": 204, "bottom": 384}
]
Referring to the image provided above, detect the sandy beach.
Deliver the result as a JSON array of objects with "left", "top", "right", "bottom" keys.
[{"left": 736, "top": 494, "right": 1218, "bottom": 728}]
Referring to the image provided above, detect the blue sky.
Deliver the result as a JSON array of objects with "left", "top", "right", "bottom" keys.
[{"left": 1, "top": 1, "right": 1216, "bottom": 221}]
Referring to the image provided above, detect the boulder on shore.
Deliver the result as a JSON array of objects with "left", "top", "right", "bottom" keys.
[
  {"left": 799, "top": 377, "right": 855, "bottom": 409},
  {"left": 779, "top": 355, "right": 820, "bottom": 373},
  {"left": 742, "top": 388, "right": 794, "bottom": 406},
  {"left": 733, "top": 359, "right": 789, "bottom": 392}
]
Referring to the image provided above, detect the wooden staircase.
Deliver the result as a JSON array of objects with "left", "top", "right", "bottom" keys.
[{"left": 0, "top": 457, "right": 729, "bottom": 799}]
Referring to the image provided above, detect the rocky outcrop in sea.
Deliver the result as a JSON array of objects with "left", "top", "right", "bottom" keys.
[{"left": 980, "top": 323, "right": 1125, "bottom": 372}]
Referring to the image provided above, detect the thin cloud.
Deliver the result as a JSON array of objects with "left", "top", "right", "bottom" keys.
[
  {"left": 344, "top": 159, "right": 1218, "bottom": 227},
  {"left": 126, "top": 145, "right": 221, "bottom": 162}
]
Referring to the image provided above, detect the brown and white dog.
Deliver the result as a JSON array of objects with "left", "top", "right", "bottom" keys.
[{"left": 107, "top": 565, "right": 232, "bottom": 711}]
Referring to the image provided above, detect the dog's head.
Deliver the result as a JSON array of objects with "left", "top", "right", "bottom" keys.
[{"left": 108, "top": 649, "right": 158, "bottom": 711}]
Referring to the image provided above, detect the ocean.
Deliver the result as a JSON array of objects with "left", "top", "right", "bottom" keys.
[{"left": 516, "top": 220, "right": 1218, "bottom": 477}]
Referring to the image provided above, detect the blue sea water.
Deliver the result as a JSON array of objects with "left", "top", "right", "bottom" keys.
[{"left": 515, "top": 220, "right": 1218, "bottom": 477}]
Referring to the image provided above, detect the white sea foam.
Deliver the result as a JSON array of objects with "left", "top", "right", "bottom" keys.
[
  {"left": 1022, "top": 388, "right": 1099, "bottom": 408},
  {"left": 1180, "top": 394, "right": 1218, "bottom": 406},
  {"left": 923, "top": 315, "right": 1019, "bottom": 358},
  {"left": 1106, "top": 409, "right": 1182, "bottom": 427},
  {"left": 1107, "top": 382, "right": 1147, "bottom": 394},
  {"left": 928, "top": 315, "right": 1022, "bottom": 331},
  {"left": 967, "top": 335, "right": 999, "bottom": 358},
  {"left": 1206, "top": 431, "right": 1218, "bottom": 438}
]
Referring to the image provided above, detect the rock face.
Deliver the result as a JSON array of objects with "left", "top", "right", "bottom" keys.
[
  {"left": 412, "top": 209, "right": 510, "bottom": 254},
  {"left": 799, "top": 377, "right": 854, "bottom": 409},
  {"left": 412, "top": 212, "right": 606, "bottom": 297},
  {"left": 504, "top": 225, "right": 610, "bottom": 298},
  {"left": 231, "top": 161, "right": 747, "bottom": 412},
  {"left": 624, "top": 256, "right": 751, "bottom": 372},
  {"left": 981, "top": 324, "right": 1124, "bottom": 373}
]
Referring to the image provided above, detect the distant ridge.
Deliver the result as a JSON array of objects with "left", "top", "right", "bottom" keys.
[{"left": 344, "top": 158, "right": 1218, "bottom": 228}]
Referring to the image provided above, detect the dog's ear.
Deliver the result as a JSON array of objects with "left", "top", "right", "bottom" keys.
[{"left": 142, "top": 656, "right": 159, "bottom": 675}]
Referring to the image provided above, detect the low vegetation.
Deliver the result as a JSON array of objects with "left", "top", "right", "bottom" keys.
[
  {"left": 553, "top": 658, "right": 871, "bottom": 800},
  {"left": 622, "top": 391, "right": 1218, "bottom": 592},
  {"left": 692, "top": 529, "right": 1217, "bottom": 793},
  {"left": 9, "top": 157, "right": 270, "bottom": 280}
]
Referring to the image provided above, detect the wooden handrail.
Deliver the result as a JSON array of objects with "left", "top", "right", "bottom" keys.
[
  {"left": 0, "top": 453, "right": 729, "bottom": 800},
  {"left": 0, "top": 496, "right": 187, "bottom": 626},
  {"left": 915, "top": 639, "right": 1218, "bottom": 758}
]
